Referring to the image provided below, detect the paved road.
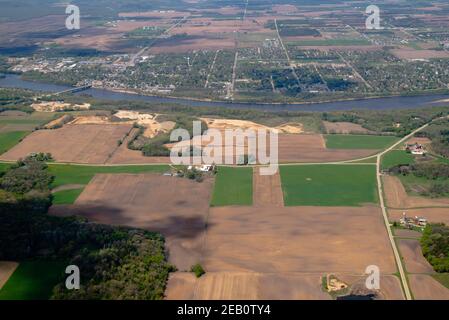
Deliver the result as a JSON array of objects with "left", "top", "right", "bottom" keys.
[{"left": 375, "top": 121, "right": 431, "bottom": 300}]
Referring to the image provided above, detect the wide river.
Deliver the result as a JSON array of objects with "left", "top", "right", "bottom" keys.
[{"left": 1, "top": 74, "right": 449, "bottom": 112}]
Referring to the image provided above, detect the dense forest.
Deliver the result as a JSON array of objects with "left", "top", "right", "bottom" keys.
[
  {"left": 421, "top": 223, "right": 449, "bottom": 273},
  {"left": 0, "top": 155, "right": 174, "bottom": 299}
]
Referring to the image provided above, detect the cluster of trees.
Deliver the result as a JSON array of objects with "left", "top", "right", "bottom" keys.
[
  {"left": 0, "top": 155, "right": 53, "bottom": 215},
  {"left": 421, "top": 223, "right": 449, "bottom": 272},
  {"left": 389, "top": 162, "right": 449, "bottom": 197},
  {"left": 322, "top": 108, "right": 449, "bottom": 136},
  {"left": 416, "top": 119, "right": 449, "bottom": 158},
  {"left": 0, "top": 88, "right": 35, "bottom": 111},
  {"left": 0, "top": 156, "right": 174, "bottom": 300}
]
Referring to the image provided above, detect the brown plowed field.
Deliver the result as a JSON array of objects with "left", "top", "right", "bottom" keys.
[
  {"left": 389, "top": 208, "right": 449, "bottom": 225},
  {"left": 165, "top": 272, "right": 331, "bottom": 300},
  {"left": 253, "top": 167, "right": 284, "bottom": 207},
  {"left": 336, "top": 274, "right": 404, "bottom": 300},
  {"left": 0, "top": 124, "right": 132, "bottom": 164},
  {"left": 409, "top": 275, "right": 449, "bottom": 300},
  {"left": 49, "top": 173, "right": 213, "bottom": 270},
  {"left": 397, "top": 239, "right": 434, "bottom": 274},
  {"left": 203, "top": 206, "right": 397, "bottom": 274},
  {"left": 383, "top": 175, "right": 449, "bottom": 209},
  {"left": 166, "top": 272, "right": 404, "bottom": 300},
  {"left": 277, "top": 134, "right": 375, "bottom": 163},
  {"left": 394, "top": 229, "right": 421, "bottom": 239}
]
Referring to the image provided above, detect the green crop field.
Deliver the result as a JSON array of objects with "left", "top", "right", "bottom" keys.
[
  {"left": 0, "top": 261, "right": 65, "bottom": 300},
  {"left": 0, "top": 131, "right": 28, "bottom": 154},
  {"left": 325, "top": 134, "right": 398, "bottom": 150},
  {"left": 432, "top": 274, "right": 449, "bottom": 290},
  {"left": 280, "top": 165, "right": 378, "bottom": 206},
  {"left": 48, "top": 164, "right": 169, "bottom": 188},
  {"left": 381, "top": 150, "right": 415, "bottom": 170},
  {"left": 211, "top": 166, "right": 253, "bottom": 206},
  {"left": 0, "top": 162, "right": 11, "bottom": 174},
  {"left": 52, "top": 188, "right": 84, "bottom": 205}
]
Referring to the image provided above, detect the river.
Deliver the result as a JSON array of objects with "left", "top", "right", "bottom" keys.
[{"left": 1, "top": 74, "right": 449, "bottom": 112}]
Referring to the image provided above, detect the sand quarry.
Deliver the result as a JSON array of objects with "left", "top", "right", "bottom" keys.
[
  {"left": 1, "top": 115, "right": 378, "bottom": 164},
  {"left": 50, "top": 168, "right": 403, "bottom": 300}
]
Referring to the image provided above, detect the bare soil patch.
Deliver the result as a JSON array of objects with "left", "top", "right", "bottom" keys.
[
  {"left": 0, "top": 261, "right": 18, "bottom": 290},
  {"left": 394, "top": 229, "right": 422, "bottom": 239},
  {"left": 404, "top": 136, "right": 432, "bottom": 146},
  {"left": 203, "top": 206, "right": 396, "bottom": 274},
  {"left": 253, "top": 167, "right": 284, "bottom": 207},
  {"left": 323, "top": 121, "right": 371, "bottom": 134},
  {"left": 50, "top": 173, "right": 213, "bottom": 270},
  {"left": 336, "top": 274, "right": 404, "bottom": 300},
  {"left": 397, "top": 239, "right": 434, "bottom": 274},
  {"left": 390, "top": 48, "right": 449, "bottom": 60},
  {"left": 278, "top": 134, "right": 375, "bottom": 163},
  {"left": 383, "top": 175, "right": 449, "bottom": 209},
  {"left": 0, "top": 124, "right": 132, "bottom": 164},
  {"left": 409, "top": 274, "right": 449, "bottom": 300},
  {"left": 165, "top": 272, "right": 331, "bottom": 300}
]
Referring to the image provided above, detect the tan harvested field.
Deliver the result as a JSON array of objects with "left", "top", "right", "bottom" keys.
[
  {"left": 383, "top": 175, "right": 449, "bottom": 209},
  {"left": 166, "top": 272, "right": 404, "bottom": 300},
  {"left": 397, "top": 239, "right": 434, "bottom": 274},
  {"left": 50, "top": 173, "right": 213, "bottom": 270},
  {"left": 323, "top": 121, "right": 371, "bottom": 134},
  {"left": 165, "top": 272, "right": 331, "bottom": 300},
  {"left": 0, "top": 15, "right": 66, "bottom": 46},
  {"left": 409, "top": 275, "right": 449, "bottom": 300},
  {"left": 0, "top": 124, "right": 132, "bottom": 164},
  {"left": 389, "top": 208, "right": 449, "bottom": 225},
  {"left": 253, "top": 167, "right": 284, "bottom": 207},
  {"left": 278, "top": 134, "right": 376, "bottom": 163},
  {"left": 0, "top": 261, "right": 18, "bottom": 290},
  {"left": 391, "top": 48, "right": 449, "bottom": 60},
  {"left": 203, "top": 206, "right": 397, "bottom": 274},
  {"left": 394, "top": 229, "right": 422, "bottom": 239}
]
